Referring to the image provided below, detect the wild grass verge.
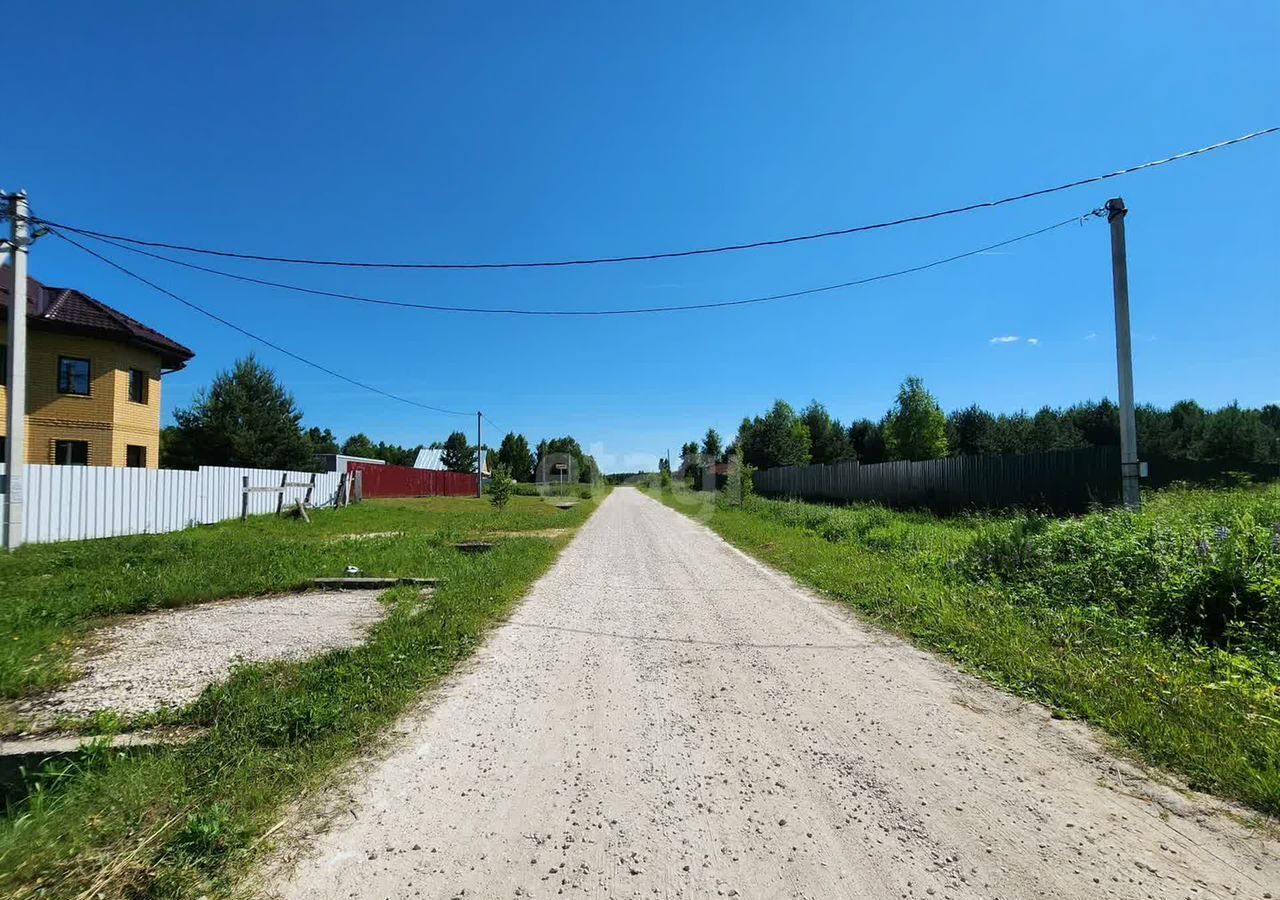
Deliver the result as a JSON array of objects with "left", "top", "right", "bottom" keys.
[
  {"left": 653, "top": 484, "right": 1280, "bottom": 817},
  {"left": 0, "top": 492, "right": 603, "bottom": 898}
]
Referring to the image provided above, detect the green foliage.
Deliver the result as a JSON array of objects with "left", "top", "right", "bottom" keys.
[
  {"left": 375, "top": 441, "right": 420, "bottom": 467},
  {"left": 848, "top": 418, "right": 884, "bottom": 464},
  {"left": 883, "top": 376, "right": 948, "bottom": 461},
  {"left": 304, "top": 426, "right": 339, "bottom": 457},
  {"left": 1199, "top": 402, "right": 1272, "bottom": 460},
  {"left": 488, "top": 463, "right": 515, "bottom": 509},
  {"left": 440, "top": 431, "right": 476, "bottom": 473},
  {"left": 946, "top": 404, "right": 1000, "bottom": 456},
  {"left": 336, "top": 434, "right": 420, "bottom": 466},
  {"left": 162, "top": 355, "right": 313, "bottom": 471},
  {"left": 679, "top": 441, "right": 701, "bottom": 476},
  {"left": 701, "top": 428, "right": 723, "bottom": 461},
  {"left": 535, "top": 436, "right": 598, "bottom": 484},
  {"left": 721, "top": 446, "right": 754, "bottom": 506},
  {"left": 801, "top": 400, "right": 852, "bottom": 464},
  {"left": 700, "top": 383, "right": 1278, "bottom": 488},
  {"left": 497, "top": 432, "right": 535, "bottom": 482},
  {"left": 340, "top": 432, "right": 378, "bottom": 459},
  {"left": 738, "top": 400, "right": 812, "bottom": 470},
  {"left": 962, "top": 487, "right": 1280, "bottom": 652}
]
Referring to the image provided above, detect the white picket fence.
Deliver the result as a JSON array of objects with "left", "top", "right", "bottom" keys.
[{"left": 0, "top": 463, "right": 344, "bottom": 545}]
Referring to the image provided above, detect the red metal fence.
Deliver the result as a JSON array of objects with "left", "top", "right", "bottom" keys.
[{"left": 347, "top": 462, "right": 477, "bottom": 499}]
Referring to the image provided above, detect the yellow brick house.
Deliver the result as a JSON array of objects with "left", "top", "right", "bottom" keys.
[{"left": 0, "top": 269, "right": 194, "bottom": 468}]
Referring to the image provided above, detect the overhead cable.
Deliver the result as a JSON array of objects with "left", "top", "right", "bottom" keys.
[
  {"left": 25, "top": 127, "right": 1275, "bottom": 270},
  {"left": 52, "top": 229, "right": 473, "bottom": 417},
  {"left": 53, "top": 213, "right": 1100, "bottom": 317}
]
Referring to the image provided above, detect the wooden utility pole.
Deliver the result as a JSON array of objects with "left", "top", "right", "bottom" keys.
[
  {"left": 4, "top": 191, "right": 29, "bottom": 550},
  {"left": 476, "top": 411, "right": 483, "bottom": 498},
  {"left": 1106, "top": 197, "right": 1141, "bottom": 510}
]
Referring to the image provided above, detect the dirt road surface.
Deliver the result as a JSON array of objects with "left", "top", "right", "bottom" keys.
[{"left": 269, "top": 488, "right": 1278, "bottom": 899}]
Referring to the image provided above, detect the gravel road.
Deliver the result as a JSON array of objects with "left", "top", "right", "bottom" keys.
[{"left": 269, "top": 488, "right": 1278, "bottom": 900}]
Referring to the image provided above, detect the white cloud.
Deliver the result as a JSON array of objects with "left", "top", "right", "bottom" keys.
[
  {"left": 989, "top": 335, "right": 1020, "bottom": 344},
  {"left": 1084, "top": 332, "right": 1098, "bottom": 341},
  {"left": 1026, "top": 337, "right": 1039, "bottom": 345}
]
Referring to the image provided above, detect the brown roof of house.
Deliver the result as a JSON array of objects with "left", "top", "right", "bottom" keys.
[{"left": 0, "top": 269, "right": 194, "bottom": 370}]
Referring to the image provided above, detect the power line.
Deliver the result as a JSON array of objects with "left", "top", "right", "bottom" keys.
[
  {"left": 52, "top": 229, "right": 473, "bottom": 417},
  {"left": 49, "top": 213, "right": 1098, "bottom": 317},
  {"left": 482, "top": 413, "right": 506, "bottom": 437},
  {"left": 26, "top": 127, "right": 1276, "bottom": 270}
]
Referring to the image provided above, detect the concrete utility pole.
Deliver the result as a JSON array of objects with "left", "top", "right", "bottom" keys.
[
  {"left": 1106, "top": 197, "right": 1141, "bottom": 510},
  {"left": 476, "top": 411, "right": 483, "bottom": 498},
  {"left": 4, "top": 191, "right": 29, "bottom": 550}
]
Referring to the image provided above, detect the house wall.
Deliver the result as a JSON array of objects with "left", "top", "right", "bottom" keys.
[{"left": 0, "top": 325, "right": 165, "bottom": 468}]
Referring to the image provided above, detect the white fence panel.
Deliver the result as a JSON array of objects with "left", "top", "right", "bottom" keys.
[{"left": 0, "top": 463, "right": 344, "bottom": 545}]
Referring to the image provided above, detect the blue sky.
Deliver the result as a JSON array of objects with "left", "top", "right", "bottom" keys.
[{"left": 6, "top": 3, "right": 1276, "bottom": 471}]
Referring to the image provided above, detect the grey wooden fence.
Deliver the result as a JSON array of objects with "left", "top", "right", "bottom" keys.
[{"left": 752, "top": 446, "right": 1120, "bottom": 514}]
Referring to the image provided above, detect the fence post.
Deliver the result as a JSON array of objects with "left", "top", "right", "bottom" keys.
[
  {"left": 240, "top": 475, "right": 250, "bottom": 521},
  {"left": 275, "top": 471, "right": 288, "bottom": 515},
  {"left": 303, "top": 472, "right": 316, "bottom": 507}
]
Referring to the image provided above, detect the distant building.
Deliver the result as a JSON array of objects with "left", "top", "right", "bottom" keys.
[
  {"left": 692, "top": 460, "right": 732, "bottom": 491},
  {"left": 0, "top": 269, "right": 194, "bottom": 468},
  {"left": 414, "top": 446, "right": 489, "bottom": 475},
  {"left": 314, "top": 453, "right": 386, "bottom": 473}
]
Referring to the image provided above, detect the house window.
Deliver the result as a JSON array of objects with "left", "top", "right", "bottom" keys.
[
  {"left": 57, "top": 356, "right": 91, "bottom": 395},
  {"left": 54, "top": 440, "right": 89, "bottom": 466},
  {"left": 126, "top": 444, "right": 147, "bottom": 468},
  {"left": 128, "top": 368, "right": 149, "bottom": 404}
]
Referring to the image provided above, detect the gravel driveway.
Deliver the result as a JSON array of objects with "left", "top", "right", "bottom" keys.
[
  {"left": 21, "top": 590, "right": 386, "bottom": 722},
  {"left": 269, "top": 488, "right": 1278, "bottom": 899}
]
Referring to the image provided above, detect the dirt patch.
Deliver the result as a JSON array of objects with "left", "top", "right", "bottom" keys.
[
  {"left": 20, "top": 590, "right": 386, "bottom": 724},
  {"left": 328, "top": 531, "right": 403, "bottom": 542},
  {"left": 480, "top": 528, "right": 573, "bottom": 539}
]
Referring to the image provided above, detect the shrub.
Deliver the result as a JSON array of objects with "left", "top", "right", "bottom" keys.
[
  {"left": 488, "top": 463, "right": 514, "bottom": 510},
  {"left": 961, "top": 515, "right": 1051, "bottom": 582},
  {"left": 577, "top": 486, "right": 593, "bottom": 500},
  {"left": 722, "top": 448, "right": 754, "bottom": 506},
  {"left": 962, "top": 488, "right": 1280, "bottom": 651}
]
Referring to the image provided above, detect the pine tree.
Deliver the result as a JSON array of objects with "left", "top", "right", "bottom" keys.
[{"left": 163, "top": 355, "right": 312, "bottom": 470}]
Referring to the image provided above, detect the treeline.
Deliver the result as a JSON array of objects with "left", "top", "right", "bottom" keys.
[
  {"left": 302, "top": 428, "right": 420, "bottom": 466},
  {"left": 493, "top": 433, "right": 598, "bottom": 483},
  {"left": 677, "top": 375, "right": 1280, "bottom": 472},
  {"left": 160, "top": 355, "right": 597, "bottom": 480}
]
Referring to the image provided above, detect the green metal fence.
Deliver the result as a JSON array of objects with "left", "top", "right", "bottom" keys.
[{"left": 753, "top": 446, "right": 1121, "bottom": 514}]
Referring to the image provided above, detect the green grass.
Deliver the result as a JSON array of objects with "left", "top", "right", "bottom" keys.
[
  {"left": 654, "top": 484, "right": 1280, "bottom": 818},
  {"left": 0, "top": 491, "right": 604, "bottom": 898}
]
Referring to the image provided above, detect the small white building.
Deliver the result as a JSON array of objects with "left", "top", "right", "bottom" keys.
[
  {"left": 413, "top": 447, "right": 489, "bottom": 475},
  {"left": 315, "top": 453, "right": 386, "bottom": 473}
]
